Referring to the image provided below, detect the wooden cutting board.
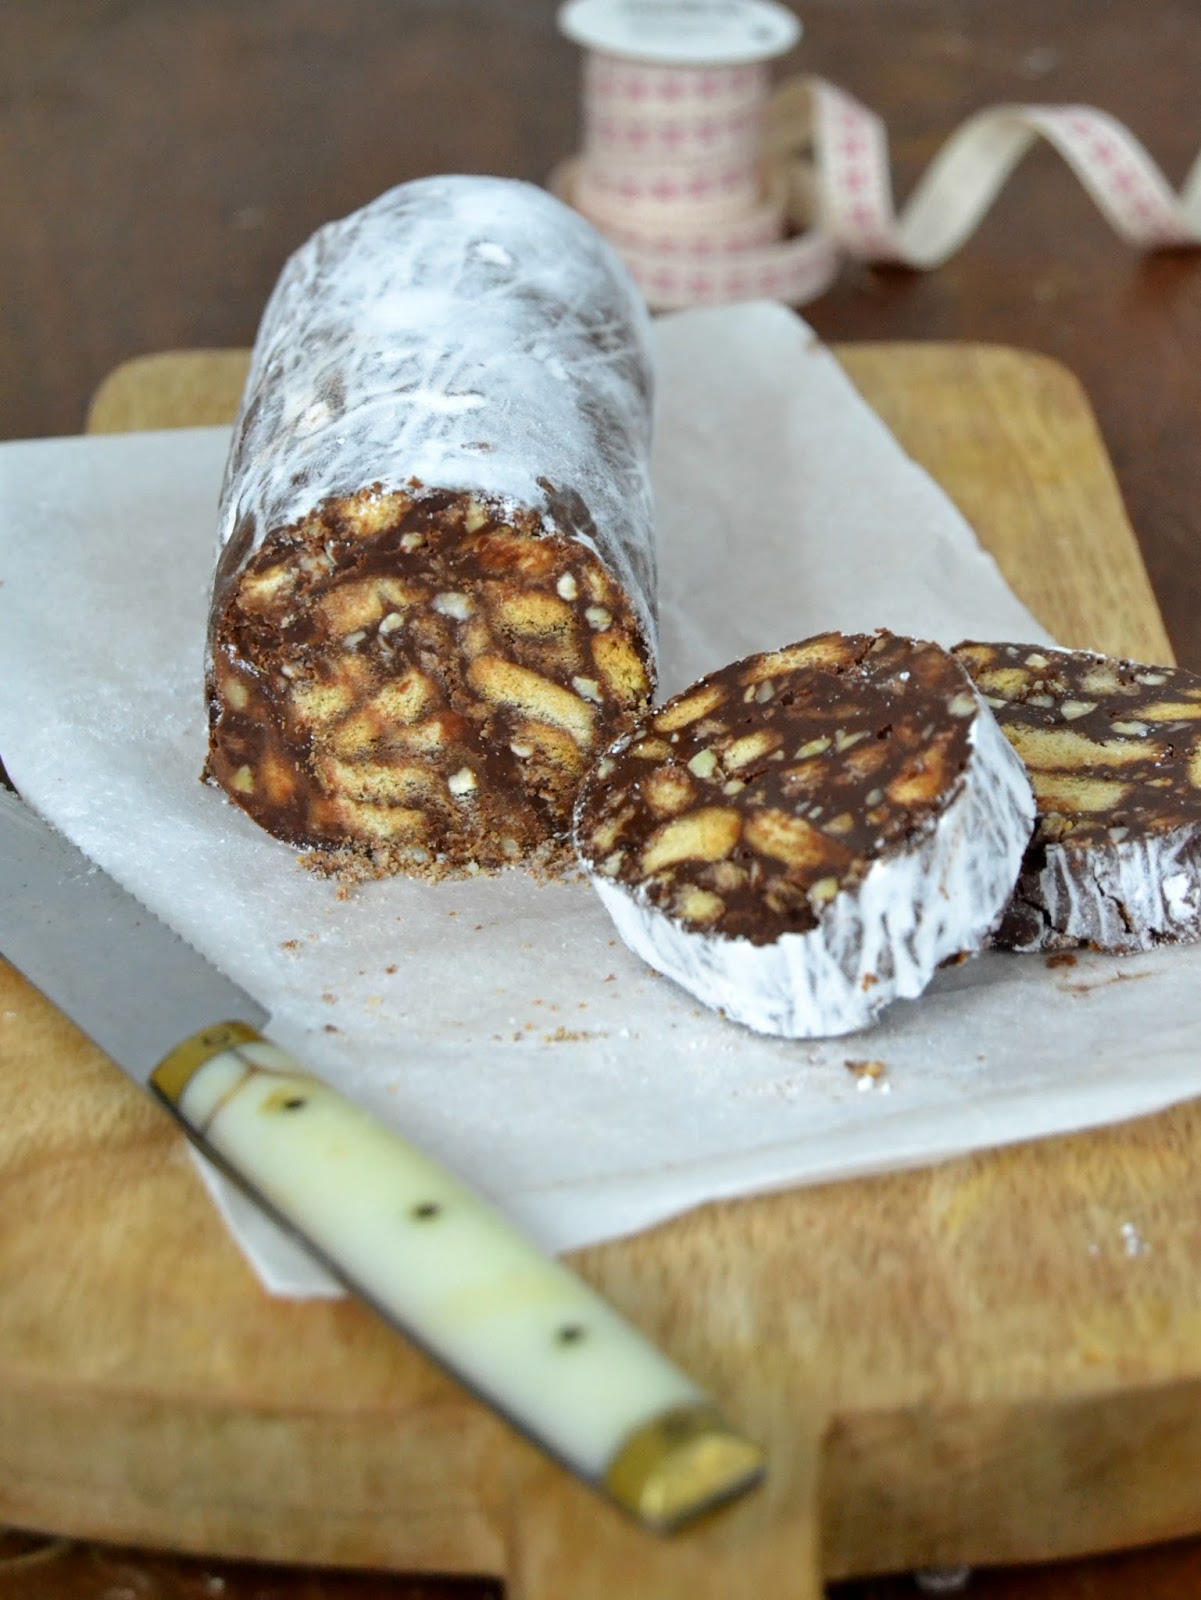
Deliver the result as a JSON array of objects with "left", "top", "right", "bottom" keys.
[{"left": 1, "top": 344, "right": 1193, "bottom": 1599}]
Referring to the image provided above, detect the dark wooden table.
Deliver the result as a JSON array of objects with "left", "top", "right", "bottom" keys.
[{"left": 4, "top": 2, "right": 1201, "bottom": 1594}]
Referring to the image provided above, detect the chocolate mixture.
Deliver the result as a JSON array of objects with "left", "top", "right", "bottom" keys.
[
  {"left": 208, "top": 486, "right": 652, "bottom": 876},
  {"left": 575, "top": 631, "right": 980, "bottom": 945}
]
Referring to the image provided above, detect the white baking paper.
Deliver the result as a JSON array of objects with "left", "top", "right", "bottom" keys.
[{"left": 2, "top": 303, "right": 1197, "bottom": 1300}]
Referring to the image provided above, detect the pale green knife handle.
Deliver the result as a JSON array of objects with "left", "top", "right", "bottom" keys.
[{"left": 151, "top": 1022, "right": 763, "bottom": 1531}]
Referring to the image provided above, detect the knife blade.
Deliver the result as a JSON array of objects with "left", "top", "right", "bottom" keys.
[{"left": 0, "top": 785, "right": 763, "bottom": 1531}]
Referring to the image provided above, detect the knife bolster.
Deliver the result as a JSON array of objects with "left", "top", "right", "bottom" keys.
[
  {"left": 151, "top": 1020, "right": 263, "bottom": 1105},
  {"left": 604, "top": 1402, "right": 765, "bottom": 1532}
]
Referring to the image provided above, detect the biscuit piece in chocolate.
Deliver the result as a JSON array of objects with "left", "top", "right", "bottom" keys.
[
  {"left": 574, "top": 631, "right": 1035, "bottom": 1038},
  {"left": 955, "top": 640, "right": 1201, "bottom": 951},
  {"left": 207, "top": 176, "right": 656, "bottom": 877}
]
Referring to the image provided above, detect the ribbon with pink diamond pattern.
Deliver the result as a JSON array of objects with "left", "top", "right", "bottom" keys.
[{"left": 551, "top": 53, "right": 1201, "bottom": 309}]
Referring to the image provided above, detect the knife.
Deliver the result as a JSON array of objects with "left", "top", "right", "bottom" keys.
[{"left": 0, "top": 785, "right": 763, "bottom": 1531}]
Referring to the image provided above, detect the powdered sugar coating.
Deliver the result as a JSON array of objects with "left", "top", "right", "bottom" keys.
[
  {"left": 1006, "top": 826, "right": 1201, "bottom": 952},
  {"left": 213, "top": 176, "right": 657, "bottom": 651},
  {"left": 585, "top": 695, "right": 1035, "bottom": 1039}
]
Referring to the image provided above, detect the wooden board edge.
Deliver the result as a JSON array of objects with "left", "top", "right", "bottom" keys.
[
  {"left": 85, "top": 349, "right": 252, "bottom": 434},
  {"left": 822, "top": 1372, "right": 1201, "bottom": 1579}
]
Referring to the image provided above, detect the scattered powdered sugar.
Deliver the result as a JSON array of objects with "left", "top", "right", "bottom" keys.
[
  {"left": 1120, "top": 1220, "right": 1150, "bottom": 1257},
  {"left": 1086, "top": 1223, "right": 1151, "bottom": 1258}
]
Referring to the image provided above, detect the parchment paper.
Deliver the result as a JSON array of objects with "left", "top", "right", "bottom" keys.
[{"left": 1, "top": 303, "right": 1195, "bottom": 1300}]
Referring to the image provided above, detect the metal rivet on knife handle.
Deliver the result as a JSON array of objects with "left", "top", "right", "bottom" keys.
[{"left": 147, "top": 1028, "right": 765, "bottom": 1531}]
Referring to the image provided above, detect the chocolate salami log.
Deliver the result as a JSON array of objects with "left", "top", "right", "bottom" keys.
[
  {"left": 574, "top": 631, "right": 1035, "bottom": 1039},
  {"left": 955, "top": 641, "right": 1201, "bottom": 952},
  {"left": 207, "top": 176, "right": 656, "bottom": 877}
]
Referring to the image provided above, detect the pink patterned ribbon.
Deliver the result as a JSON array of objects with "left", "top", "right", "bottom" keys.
[{"left": 551, "top": 55, "right": 1201, "bottom": 309}]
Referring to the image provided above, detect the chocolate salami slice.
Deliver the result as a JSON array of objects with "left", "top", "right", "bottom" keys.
[
  {"left": 574, "top": 631, "right": 1035, "bottom": 1038},
  {"left": 955, "top": 641, "right": 1201, "bottom": 952},
  {"left": 206, "top": 176, "right": 656, "bottom": 877}
]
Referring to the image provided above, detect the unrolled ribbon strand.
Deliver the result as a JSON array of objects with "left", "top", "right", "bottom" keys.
[{"left": 552, "top": 54, "right": 1201, "bottom": 309}]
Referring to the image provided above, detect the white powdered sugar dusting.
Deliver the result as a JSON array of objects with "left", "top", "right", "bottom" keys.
[
  {"left": 590, "top": 694, "right": 1036, "bottom": 1038},
  {"left": 1032, "top": 828, "right": 1201, "bottom": 952},
  {"left": 215, "top": 175, "right": 657, "bottom": 647}
]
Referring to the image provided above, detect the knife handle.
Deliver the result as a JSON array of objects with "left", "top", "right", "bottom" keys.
[{"left": 150, "top": 1021, "right": 763, "bottom": 1531}]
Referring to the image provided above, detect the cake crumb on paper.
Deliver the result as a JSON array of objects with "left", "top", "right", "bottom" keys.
[
  {"left": 846, "top": 1058, "right": 887, "bottom": 1082},
  {"left": 543, "top": 1025, "right": 606, "bottom": 1044}
]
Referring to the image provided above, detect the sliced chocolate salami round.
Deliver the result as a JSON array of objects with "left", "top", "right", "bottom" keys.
[
  {"left": 574, "top": 631, "right": 1035, "bottom": 1038},
  {"left": 207, "top": 176, "right": 656, "bottom": 878},
  {"left": 954, "top": 641, "right": 1201, "bottom": 952}
]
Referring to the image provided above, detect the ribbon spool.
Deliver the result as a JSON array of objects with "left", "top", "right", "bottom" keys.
[{"left": 553, "top": 0, "right": 1201, "bottom": 310}]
